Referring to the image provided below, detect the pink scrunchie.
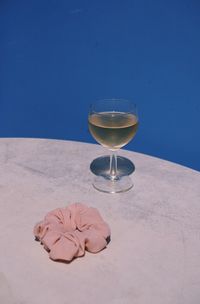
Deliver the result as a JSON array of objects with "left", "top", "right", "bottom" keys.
[{"left": 34, "top": 203, "right": 111, "bottom": 262}]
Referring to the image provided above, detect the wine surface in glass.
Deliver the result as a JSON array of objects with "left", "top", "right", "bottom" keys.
[{"left": 88, "top": 112, "right": 138, "bottom": 150}]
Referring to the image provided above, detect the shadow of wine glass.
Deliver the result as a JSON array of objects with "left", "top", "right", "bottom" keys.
[{"left": 90, "top": 155, "right": 135, "bottom": 177}]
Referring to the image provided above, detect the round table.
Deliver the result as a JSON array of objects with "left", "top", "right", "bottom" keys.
[{"left": 0, "top": 138, "right": 200, "bottom": 304}]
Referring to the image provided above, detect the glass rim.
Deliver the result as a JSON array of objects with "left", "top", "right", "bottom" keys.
[{"left": 89, "top": 98, "right": 138, "bottom": 116}]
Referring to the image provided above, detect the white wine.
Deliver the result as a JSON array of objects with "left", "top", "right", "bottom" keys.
[{"left": 88, "top": 112, "right": 138, "bottom": 150}]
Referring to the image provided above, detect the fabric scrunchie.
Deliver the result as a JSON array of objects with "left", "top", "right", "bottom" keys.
[{"left": 33, "top": 203, "right": 111, "bottom": 262}]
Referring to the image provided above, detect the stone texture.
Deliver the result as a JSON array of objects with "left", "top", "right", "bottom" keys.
[{"left": 0, "top": 138, "right": 200, "bottom": 304}]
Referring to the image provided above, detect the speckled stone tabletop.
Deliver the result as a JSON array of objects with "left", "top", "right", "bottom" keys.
[{"left": 0, "top": 138, "right": 200, "bottom": 304}]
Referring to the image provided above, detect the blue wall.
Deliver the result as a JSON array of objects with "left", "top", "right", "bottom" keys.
[{"left": 1, "top": 0, "right": 200, "bottom": 171}]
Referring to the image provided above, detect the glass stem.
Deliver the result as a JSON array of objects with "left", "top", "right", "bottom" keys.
[{"left": 110, "top": 151, "right": 118, "bottom": 180}]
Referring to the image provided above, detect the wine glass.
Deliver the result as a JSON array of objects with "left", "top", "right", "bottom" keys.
[{"left": 88, "top": 99, "right": 139, "bottom": 193}]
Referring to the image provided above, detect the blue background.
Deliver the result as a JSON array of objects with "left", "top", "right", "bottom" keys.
[{"left": 1, "top": 0, "right": 200, "bottom": 171}]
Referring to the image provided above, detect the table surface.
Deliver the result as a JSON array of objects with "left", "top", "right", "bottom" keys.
[{"left": 0, "top": 138, "right": 200, "bottom": 304}]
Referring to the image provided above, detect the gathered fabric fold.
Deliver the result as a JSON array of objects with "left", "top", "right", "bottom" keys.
[{"left": 34, "top": 203, "right": 111, "bottom": 262}]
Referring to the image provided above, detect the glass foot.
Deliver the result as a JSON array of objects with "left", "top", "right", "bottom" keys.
[
  {"left": 90, "top": 155, "right": 135, "bottom": 177},
  {"left": 92, "top": 175, "right": 133, "bottom": 193}
]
